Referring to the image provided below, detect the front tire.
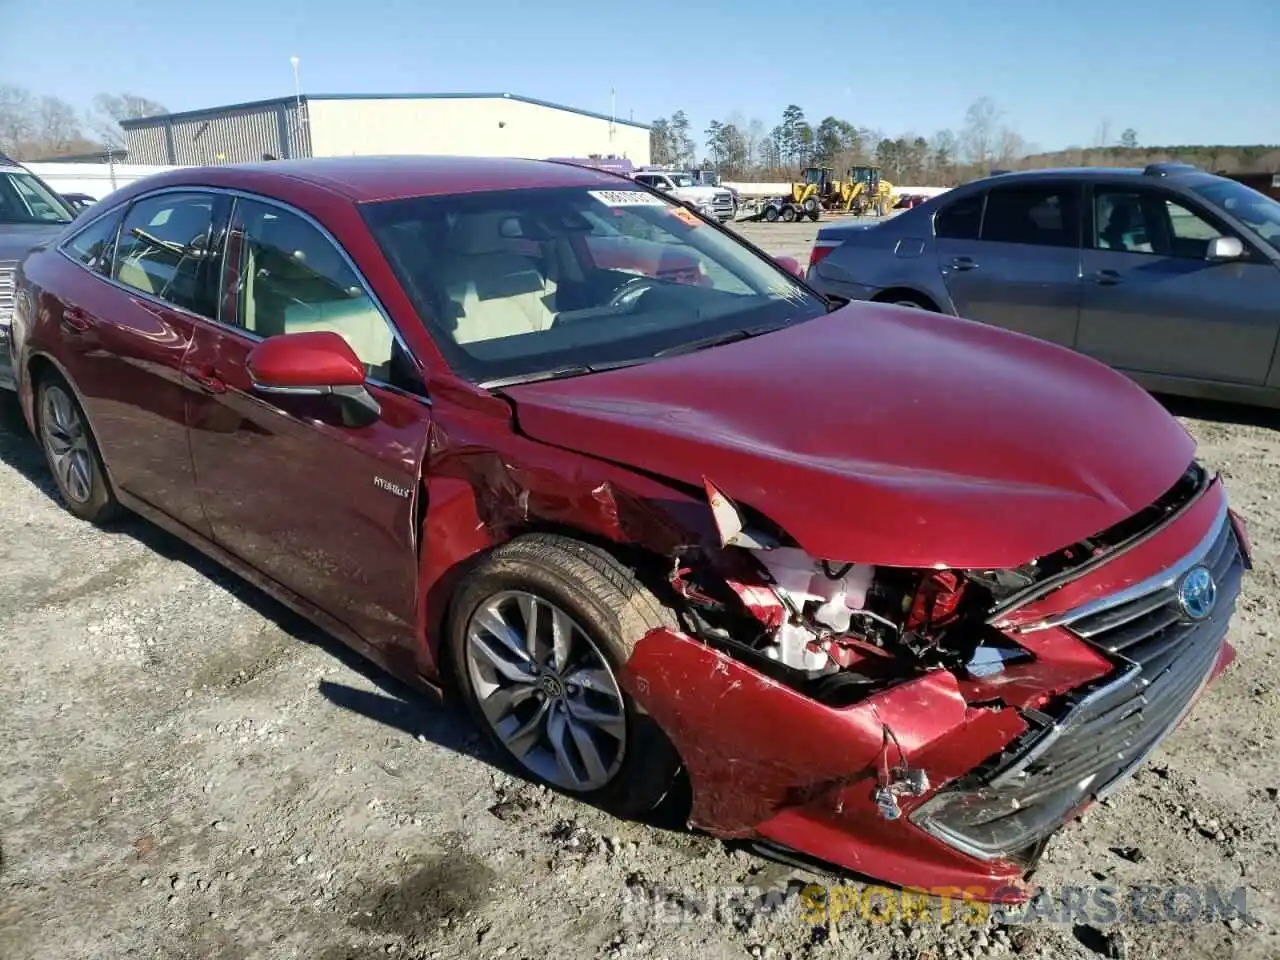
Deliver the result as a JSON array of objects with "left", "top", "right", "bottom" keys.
[
  {"left": 36, "top": 373, "right": 119, "bottom": 523},
  {"left": 448, "top": 534, "right": 682, "bottom": 818}
]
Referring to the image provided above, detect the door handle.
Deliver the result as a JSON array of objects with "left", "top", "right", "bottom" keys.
[
  {"left": 183, "top": 363, "right": 227, "bottom": 395},
  {"left": 61, "top": 306, "right": 92, "bottom": 334},
  {"left": 1092, "top": 269, "right": 1122, "bottom": 285},
  {"left": 950, "top": 256, "right": 978, "bottom": 271}
]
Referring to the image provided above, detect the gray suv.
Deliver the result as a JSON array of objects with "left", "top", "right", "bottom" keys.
[
  {"left": 0, "top": 153, "right": 76, "bottom": 389},
  {"left": 806, "top": 163, "right": 1280, "bottom": 408}
]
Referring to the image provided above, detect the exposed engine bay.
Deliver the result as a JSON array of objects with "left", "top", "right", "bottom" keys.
[{"left": 666, "top": 466, "right": 1210, "bottom": 709}]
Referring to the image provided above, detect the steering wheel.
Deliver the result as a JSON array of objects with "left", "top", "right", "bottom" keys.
[{"left": 607, "top": 275, "right": 663, "bottom": 309}]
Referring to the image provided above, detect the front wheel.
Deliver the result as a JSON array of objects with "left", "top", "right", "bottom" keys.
[
  {"left": 36, "top": 374, "right": 120, "bottom": 523},
  {"left": 448, "top": 534, "right": 683, "bottom": 818}
]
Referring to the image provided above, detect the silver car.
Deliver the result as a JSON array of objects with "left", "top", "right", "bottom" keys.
[
  {"left": 806, "top": 164, "right": 1280, "bottom": 408},
  {"left": 1, "top": 154, "right": 77, "bottom": 389}
]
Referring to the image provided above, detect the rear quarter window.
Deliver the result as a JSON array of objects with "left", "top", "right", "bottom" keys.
[{"left": 63, "top": 210, "right": 124, "bottom": 275}]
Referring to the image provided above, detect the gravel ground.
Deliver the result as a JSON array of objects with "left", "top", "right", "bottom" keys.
[{"left": 2, "top": 221, "right": 1278, "bottom": 960}]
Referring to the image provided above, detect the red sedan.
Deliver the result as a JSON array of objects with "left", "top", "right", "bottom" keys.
[{"left": 9, "top": 156, "right": 1249, "bottom": 899}]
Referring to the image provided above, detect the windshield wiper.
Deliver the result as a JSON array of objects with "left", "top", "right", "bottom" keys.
[
  {"left": 653, "top": 322, "right": 785, "bottom": 359},
  {"left": 480, "top": 358, "right": 645, "bottom": 389}
]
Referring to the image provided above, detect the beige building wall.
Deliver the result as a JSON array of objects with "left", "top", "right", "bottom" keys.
[{"left": 305, "top": 97, "right": 650, "bottom": 164}]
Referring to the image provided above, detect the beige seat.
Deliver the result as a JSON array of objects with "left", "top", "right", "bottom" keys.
[
  {"left": 435, "top": 212, "right": 558, "bottom": 344},
  {"left": 115, "top": 202, "right": 213, "bottom": 298},
  {"left": 281, "top": 298, "right": 394, "bottom": 375}
]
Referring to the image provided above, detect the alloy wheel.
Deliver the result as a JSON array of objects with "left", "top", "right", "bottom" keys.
[
  {"left": 464, "top": 589, "right": 627, "bottom": 792},
  {"left": 41, "top": 385, "right": 93, "bottom": 504}
]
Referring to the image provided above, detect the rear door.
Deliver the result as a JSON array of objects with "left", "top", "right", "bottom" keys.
[
  {"left": 1076, "top": 184, "right": 1280, "bottom": 385},
  {"left": 933, "top": 181, "right": 1083, "bottom": 347},
  {"left": 183, "top": 193, "right": 430, "bottom": 656},
  {"left": 49, "top": 190, "right": 229, "bottom": 537}
]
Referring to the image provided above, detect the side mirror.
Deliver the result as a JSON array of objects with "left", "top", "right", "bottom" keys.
[
  {"left": 246, "top": 331, "right": 381, "bottom": 419},
  {"left": 775, "top": 255, "right": 805, "bottom": 279},
  {"left": 1207, "top": 236, "right": 1244, "bottom": 260}
]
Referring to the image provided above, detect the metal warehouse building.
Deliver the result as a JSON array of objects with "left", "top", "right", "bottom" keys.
[{"left": 120, "top": 92, "right": 651, "bottom": 167}]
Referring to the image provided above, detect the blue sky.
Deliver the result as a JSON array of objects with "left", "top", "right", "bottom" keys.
[{"left": 5, "top": 0, "right": 1278, "bottom": 153}]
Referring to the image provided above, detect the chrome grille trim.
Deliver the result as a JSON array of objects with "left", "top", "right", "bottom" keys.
[
  {"left": 0, "top": 260, "right": 16, "bottom": 329},
  {"left": 912, "top": 504, "right": 1242, "bottom": 862},
  {"left": 1016, "top": 495, "right": 1228, "bottom": 634}
]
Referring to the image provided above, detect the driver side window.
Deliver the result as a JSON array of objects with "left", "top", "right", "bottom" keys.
[{"left": 230, "top": 198, "right": 397, "bottom": 380}]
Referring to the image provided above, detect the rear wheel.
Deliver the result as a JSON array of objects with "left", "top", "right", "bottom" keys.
[
  {"left": 448, "top": 534, "right": 683, "bottom": 818},
  {"left": 36, "top": 374, "right": 119, "bottom": 523},
  {"left": 763, "top": 206, "right": 779, "bottom": 222},
  {"left": 876, "top": 292, "right": 937, "bottom": 311},
  {"left": 781, "top": 205, "right": 797, "bottom": 223}
]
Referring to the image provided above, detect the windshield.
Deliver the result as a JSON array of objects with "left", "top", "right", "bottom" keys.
[
  {"left": 361, "top": 184, "right": 826, "bottom": 386},
  {"left": 669, "top": 175, "right": 696, "bottom": 187},
  {"left": 1191, "top": 180, "right": 1280, "bottom": 244},
  {"left": 0, "top": 170, "right": 75, "bottom": 224}
]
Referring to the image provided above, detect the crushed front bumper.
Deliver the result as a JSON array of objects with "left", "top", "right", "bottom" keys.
[{"left": 622, "top": 477, "right": 1243, "bottom": 899}]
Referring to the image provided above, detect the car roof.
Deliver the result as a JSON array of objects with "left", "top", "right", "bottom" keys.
[
  {"left": 137, "top": 155, "right": 633, "bottom": 204},
  {"left": 963, "top": 166, "right": 1224, "bottom": 188}
]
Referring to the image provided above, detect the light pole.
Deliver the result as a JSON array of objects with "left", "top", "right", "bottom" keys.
[{"left": 290, "top": 56, "right": 307, "bottom": 157}]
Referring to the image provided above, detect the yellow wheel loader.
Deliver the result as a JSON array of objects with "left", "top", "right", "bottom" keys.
[{"left": 801, "top": 165, "right": 897, "bottom": 216}]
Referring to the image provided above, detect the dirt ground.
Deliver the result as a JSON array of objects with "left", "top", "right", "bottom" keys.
[{"left": 2, "top": 221, "right": 1278, "bottom": 960}]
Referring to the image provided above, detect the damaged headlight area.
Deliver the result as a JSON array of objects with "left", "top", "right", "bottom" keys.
[{"left": 667, "top": 480, "right": 1040, "bottom": 709}]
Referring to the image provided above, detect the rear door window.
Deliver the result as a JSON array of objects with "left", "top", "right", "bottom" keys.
[
  {"left": 934, "top": 193, "right": 983, "bottom": 240},
  {"left": 980, "top": 184, "right": 1078, "bottom": 248},
  {"left": 113, "top": 192, "right": 224, "bottom": 316}
]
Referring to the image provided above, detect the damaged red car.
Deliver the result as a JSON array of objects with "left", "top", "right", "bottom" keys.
[{"left": 11, "top": 157, "right": 1251, "bottom": 898}]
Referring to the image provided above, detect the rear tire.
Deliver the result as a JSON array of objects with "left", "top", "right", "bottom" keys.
[
  {"left": 764, "top": 206, "right": 779, "bottom": 223},
  {"left": 781, "top": 206, "right": 797, "bottom": 223},
  {"left": 448, "top": 534, "right": 683, "bottom": 819},
  {"left": 35, "top": 373, "right": 120, "bottom": 524}
]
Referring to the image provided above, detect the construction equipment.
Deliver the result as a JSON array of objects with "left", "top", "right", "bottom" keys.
[
  {"left": 737, "top": 177, "right": 822, "bottom": 223},
  {"left": 801, "top": 165, "right": 897, "bottom": 216}
]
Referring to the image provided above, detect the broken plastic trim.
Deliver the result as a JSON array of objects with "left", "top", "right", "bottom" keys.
[{"left": 704, "top": 478, "right": 780, "bottom": 550}]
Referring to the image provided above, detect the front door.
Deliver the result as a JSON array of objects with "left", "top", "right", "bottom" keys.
[
  {"left": 56, "top": 190, "right": 229, "bottom": 537},
  {"left": 933, "top": 181, "right": 1083, "bottom": 348},
  {"left": 184, "top": 194, "right": 431, "bottom": 656},
  {"left": 1076, "top": 185, "right": 1280, "bottom": 385}
]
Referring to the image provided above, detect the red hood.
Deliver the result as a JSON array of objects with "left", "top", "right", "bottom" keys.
[{"left": 505, "top": 304, "right": 1195, "bottom": 569}]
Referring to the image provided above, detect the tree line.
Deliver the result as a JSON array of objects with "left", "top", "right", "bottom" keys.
[
  {"left": 0, "top": 85, "right": 167, "bottom": 159},
  {"left": 650, "top": 97, "right": 1280, "bottom": 185},
  {"left": 3, "top": 83, "right": 1276, "bottom": 184}
]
